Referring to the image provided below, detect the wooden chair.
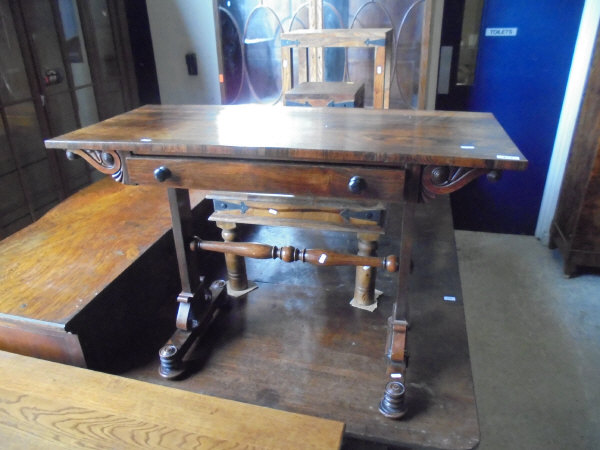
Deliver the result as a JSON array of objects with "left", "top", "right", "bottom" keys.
[
  {"left": 280, "top": 28, "right": 393, "bottom": 108},
  {"left": 209, "top": 29, "right": 393, "bottom": 307}
]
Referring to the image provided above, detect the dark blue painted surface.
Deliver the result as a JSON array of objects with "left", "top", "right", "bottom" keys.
[{"left": 451, "top": 0, "right": 585, "bottom": 234}]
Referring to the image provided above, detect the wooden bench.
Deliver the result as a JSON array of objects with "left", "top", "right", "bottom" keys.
[
  {"left": 0, "top": 350, "right": 344, "bottom": 449},
  {"left": 0, "top": 178, "right": 208, "bottom": 371}
]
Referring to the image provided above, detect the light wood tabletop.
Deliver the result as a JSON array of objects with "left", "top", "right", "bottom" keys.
[
  {"left": 0, "top": 178, "right": 204, "bottom": 324},
  {"left": 0, "top": 350, "right": 344, "bottom": 449}
]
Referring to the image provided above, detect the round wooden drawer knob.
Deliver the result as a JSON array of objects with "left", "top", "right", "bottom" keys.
[
  {"left": 153, "top": 166, "right": 171, "bottom": 182},
  {"left": 348, "top": 176, "right": 367, "bottom": 194}
]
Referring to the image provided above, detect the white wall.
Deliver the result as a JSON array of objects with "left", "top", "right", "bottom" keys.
[{"left": 146, "top": 0, "right": 221, "bottom": 105}]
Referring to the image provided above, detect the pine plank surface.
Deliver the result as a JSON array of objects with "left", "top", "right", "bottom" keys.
[
  {"left": 0, "top": 178, "right": 203, "bottom": 324},
  {"left": 0, "top": 350, "right": 344, "bottom": 449}
]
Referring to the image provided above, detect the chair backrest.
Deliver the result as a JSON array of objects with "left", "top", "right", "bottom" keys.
[{"left": 280, "top": 28, "right": 393, "bottom": 109}]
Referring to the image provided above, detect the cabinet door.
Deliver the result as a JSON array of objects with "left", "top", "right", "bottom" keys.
[
  {"left": 20, "top": 0, "right": 97, "bottom": 194},
  {"left": 0, "top": 0, "right": 137, "bottom": 238},
  {"left": 0, "top": 0, "right": 63, "bottom": 237}
]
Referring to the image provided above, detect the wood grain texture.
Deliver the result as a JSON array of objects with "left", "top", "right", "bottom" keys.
[
  {"left": 208, "top": 197, "right": 384, "bottom": 234},
  {"left": 281, "top": 28, "right": 392, "bottom": 48},
  {"left": 190, "top": 239, "right": 398, "bottom": 272},
  {"left": 45, "top": 105, "right": 527, "bottom": 171},
  {"left": 284, "top": 82, "right": 365, "bottom": 107},
  {"left": 209, "top": 213, "right": 384, "bottom": 234},
  {"left": 550, "top": 29, "right": 600, "bottom": 274},
  {"left": 298, "top": 47, "right": 308, "bottom": 84},
  {"left": 354, "top": 234, "right": 379, "bottom": 305},
  {"left": 373, "top": 45, "right": 386, "bottom": 109},
  {"left": 281, "top": 47, "right": 292, "bottom": 94},
  {"left": 418, "top": 0, "right": 433, "bottom": 110},
  {"left": 0, "top": 178, "right": 204, "bottom": 324},
  {"left": 216, "top": 222, "right": 248, "bottom": 291},
  {"left": 382, "top": 31, "right": 393, "bottom": 110},
  {"left": 281, "top": 29, "right": 384, "bottom": 108},
  {"left": 0, "top": 318, "right": 86, "bottom": 367},
  {"left": 284, "top": 81, "right": 362, "bottom": 98},
  {"left": 0, "top": 350, "right": 344, "bottom": 449},
  {"left": 126, "top": 156, "right": 406, "bottom": 201},
  {"left": 307, "top": 0, "right": 323, "bottom": 82}
]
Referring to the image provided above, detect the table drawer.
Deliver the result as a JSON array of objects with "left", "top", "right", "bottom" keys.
[{"left": 126, "top": 156, "right": 405, "bottom": 202}]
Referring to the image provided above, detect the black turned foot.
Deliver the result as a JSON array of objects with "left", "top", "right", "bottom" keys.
[
  {"left": 379, "top": 380, "right": 407, "bottom": 419},
  {"left": 158, "top": 342, "right": 187, "bottom": 379},
  {"left": 158, "top": 280, "right": 227, "bottom": 379}
]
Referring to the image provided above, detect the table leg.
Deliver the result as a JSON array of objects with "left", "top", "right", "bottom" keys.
[
  {"left": 216, "top": 221, "right": 249, "bottom": 292},
  {"left": 158, "top": 188, "right": 226, "bottom": 379},
  {"left": 380, "top": 165, "right": 420, "bottom": 419},
  {"left": 353, "top": 233, "right": 379, "bottom": 306},
  {"left": 168, "top": 188, "right": 202, "bottom": 328}
]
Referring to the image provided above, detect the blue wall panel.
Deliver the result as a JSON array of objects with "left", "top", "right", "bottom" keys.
[{"left": 451, "top": 0, "right": 584, "bottom": 234}]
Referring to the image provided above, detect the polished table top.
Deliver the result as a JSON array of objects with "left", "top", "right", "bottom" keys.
[{"left": 46, "top": 104, "right": 527, "bottom": 171}]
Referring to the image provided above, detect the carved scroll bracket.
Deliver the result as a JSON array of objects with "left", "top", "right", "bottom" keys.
[
  {"left": 66, "top": 149, "right": 123, "bottom": 182},
  {"left": 421, "top": 165, "right": 500, "bottom": 201}
]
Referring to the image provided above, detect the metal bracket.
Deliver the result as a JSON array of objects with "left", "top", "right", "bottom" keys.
[
  {"left": 281, "top": 38, "right": 300, "bottom": 47},
  {"left": 286, "top": 100, "right": 356, "bottom": 108},
  {"left": 285, "top": 100, "right": 312, "bottom": 107},
  {"left": 176, "top": 291, "right": 194, "bottom": 304},
  {"left": 364, "top": 37, "right": 386, "bottom": 46},
  {"left": 340, "top": 208, "right": 383, "bottom": 223},
  {"left": 326, "top": 100, "right": 356, "bottom": 108},
  {"left": 213, "top": 199, "right": 249, "bottom": 214}
]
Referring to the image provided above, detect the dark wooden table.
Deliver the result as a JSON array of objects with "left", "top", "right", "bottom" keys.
[
  {"left": 124, "top": 197, "right": 481, "bottom": 449},
  {"left": 46, "top": 104, "right": 526, "bottom": 423}
]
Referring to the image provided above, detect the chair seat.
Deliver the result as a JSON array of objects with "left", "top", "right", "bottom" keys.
[{"left": 284, "top": 81, "right": 365, "bottom": 107}]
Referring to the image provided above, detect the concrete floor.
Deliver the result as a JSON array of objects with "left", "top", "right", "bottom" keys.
[{"left": 455, "top": 231, "right": 600, "bottom": 450}]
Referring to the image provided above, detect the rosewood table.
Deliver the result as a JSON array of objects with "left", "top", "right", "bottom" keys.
[{"left": 45, "top": 104, "right": 526, "bottom": 419}]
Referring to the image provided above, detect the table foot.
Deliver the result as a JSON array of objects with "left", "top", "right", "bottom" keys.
[
  {"left": 158, "top": 279, "right": 227, "bottom": 379},
  {"left": 382, "top": 317, "right": 409, "bottom": 419},
  {"left": 379, "top": 380, "right": 407, "bottom": 419},
  {"left": 158, "top": 340, "right": 188, "bottom": 379}
]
